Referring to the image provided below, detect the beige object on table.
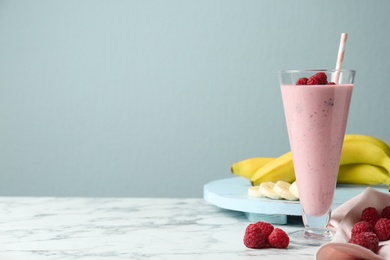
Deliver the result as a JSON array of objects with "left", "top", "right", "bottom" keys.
[{"left": 316, "top": 187, "right": 390, "bottom": 260}]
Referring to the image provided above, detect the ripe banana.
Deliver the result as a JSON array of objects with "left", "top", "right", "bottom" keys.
[
  {"left": 250, "top": 152, "right": 295, "bottom": 186},
  {"left": 337, "top": 164, "right": 390, "bottom": 190},
  {"left": 344, "top": 134, "right": 390, "bottom": 157},
  {"left": 231, "top": 134, "right": 390, "bottom": 187},
  {"left": 231, "top": 157, "right": 274, "bottom": 179},
  {"left": 340, "top": 138, "right": 390, "bottom": 173}
]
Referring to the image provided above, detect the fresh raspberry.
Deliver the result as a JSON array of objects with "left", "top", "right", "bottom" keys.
[
  {"left": 295, "top": 77, "right": 308, "bottom": 85},
  {"left": 243, "top": 223, "right": 267, "bottom": 248},
  {"left": 351, "top": 221, "right": 374, "bottom": 238},
  {"left": 254, "top": 221, "right": 274, "bottom": 237},
  {"left": 306, "top": 76, "right": 322, "bottom": 85},
  {"left": 267, "top": 228, "right": 289, "bottom": 249},
  {"left": 348, "top": 232, "right": 379, "bottom": 253},
  {"left": 381, "top": 206, "right": 390, "bottom": 219},
  {"left": 263, "top": 242, "right": 272, "bottom": 248},
  {"left": 374, "top": 218, "right": 390, "bottom": 241},
  {"left": 313, "top": 72, "right": 328, "bottom": 84},
  {"left": 361, "top": 207, "right": 380, "bottom": 227}
]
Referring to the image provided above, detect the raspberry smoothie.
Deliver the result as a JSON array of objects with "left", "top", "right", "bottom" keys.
[{"left": 281, "top": 83, "right": 353, "bottom": 216}]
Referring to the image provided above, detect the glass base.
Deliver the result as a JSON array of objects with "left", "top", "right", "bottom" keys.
[
  {"left": 289, "top": 208, "right": 334, "bottom": 246},
  {"left": 289, "top": 228, "right": 334, "bottom": 246}
]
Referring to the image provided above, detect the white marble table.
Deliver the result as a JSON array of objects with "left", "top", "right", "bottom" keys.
[{"left": 0, "top": 197, "right": 319, "bottom": 259}]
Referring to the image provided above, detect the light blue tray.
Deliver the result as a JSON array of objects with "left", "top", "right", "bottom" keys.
[{"left": 203, "top": 177, "right": 389, "bottom": 224}]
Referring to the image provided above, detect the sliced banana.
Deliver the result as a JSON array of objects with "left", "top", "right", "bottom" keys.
[
  {"left": 259, "top": 182, "right": 281, "bottom": 200},
  {"left": 289, "top": 181, "right": 299, "bottom": 199},
  {"left": 273, "top": 181, "right": 299, "bottom": 201},
  {"left": 247, "top": 186, "right": 264, "bottom": 198}
]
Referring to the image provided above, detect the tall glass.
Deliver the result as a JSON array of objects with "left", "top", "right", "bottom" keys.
[{"left": 279, "top": 70, "right": 355, "bottom": 245}]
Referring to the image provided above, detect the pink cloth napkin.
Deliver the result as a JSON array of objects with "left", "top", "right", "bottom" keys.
[{"left": 316, "top": 187, "right": 390, "bottom": 260}]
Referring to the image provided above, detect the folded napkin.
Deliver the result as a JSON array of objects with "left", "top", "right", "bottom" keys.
[{"left": 316, "top": 187, "right": 390, "bottom": 260}]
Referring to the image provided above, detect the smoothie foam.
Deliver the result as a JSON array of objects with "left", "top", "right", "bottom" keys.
[{"left": 281, "top": 84, "right": 353, "bottom": 216}]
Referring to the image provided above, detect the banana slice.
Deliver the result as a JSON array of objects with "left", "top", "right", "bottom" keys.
[
  {"left": 259, "top": 182, "right": 281, "bottom": 200},
  {"left": 273, "top": 181, "right": 299, "bottom": 201},
  {"left": 247, "top": 186, "right": 264, "bottom": 198},
  {"left": 289, "top": 181, "right": 299, "bottom": 199}
]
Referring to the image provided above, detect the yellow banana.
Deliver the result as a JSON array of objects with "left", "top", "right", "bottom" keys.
[
  {"left": 344, "top": 134, "right": 390, "bottom": 157},
  {"left": 340, "top": 139, "right": 390, "bottom": 173},
  {"left": 231, "top": 157, "right": 274, "bottom": 179},
  {"left": 337, "top": 164, "right": 390, "bottom": 190},
  {"left": 250, "top": 152, "right": 295, "bottom": 186},
  {"left": 233, "top": 134, "right": 390, "bottom": 187}
]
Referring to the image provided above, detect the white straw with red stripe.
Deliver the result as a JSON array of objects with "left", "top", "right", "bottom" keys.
[{"left": 334, "top": 33, "right": 348, "bottom": 83}]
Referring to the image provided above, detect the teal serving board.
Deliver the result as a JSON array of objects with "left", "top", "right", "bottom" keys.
[{"left": 203, "top": 177, "right": 389, "bottom": 224}]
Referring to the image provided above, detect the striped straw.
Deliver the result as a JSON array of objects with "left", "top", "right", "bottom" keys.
[{"left": 334, "top": 33, "right": 348, "bottom": 83}]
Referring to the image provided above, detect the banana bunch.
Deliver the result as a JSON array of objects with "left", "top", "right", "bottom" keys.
[{"left": 231, "top": 134, "right": 390, "bottom": 190}]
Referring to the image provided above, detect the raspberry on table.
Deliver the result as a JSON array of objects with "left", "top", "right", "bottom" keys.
[
  {"left": 243, "top": 223, "right": 267, "bottom": 249},
  {"left": 295, "top": 77, "right": 308, "bottom": 85},
  {"left": 361, "top": 207, "right": 380, "bottom": 227},
  {"left": 348, "top": 232, "right": 379, "bottom": 253},
  {"left": 381, "top": 206, "right": 390, "bottom": 219},
  {"left": 267, "top": 228, "right": 289, "bottom": 249},
  {"left": 374, "top": 218, "right": 390, "bottom": 241},
  {"left": 351, "top": 221, "right": 374, "bottom": 238},
  {"left": 254, "top": 221, "right": 274, "bottom": 237}
]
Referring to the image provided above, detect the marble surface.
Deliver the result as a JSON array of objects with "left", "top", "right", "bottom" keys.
[{"left": 0, "top": 197, "right": 320, "bottom": 259}]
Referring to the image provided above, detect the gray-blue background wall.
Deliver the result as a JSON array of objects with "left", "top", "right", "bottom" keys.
[{"left": 1, "top": 0, "right": 389, "bottom": 197}]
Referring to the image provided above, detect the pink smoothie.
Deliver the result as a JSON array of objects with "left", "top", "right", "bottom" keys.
[{"left": 281, "top": 84, "right": 353, "bottom": 216}]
